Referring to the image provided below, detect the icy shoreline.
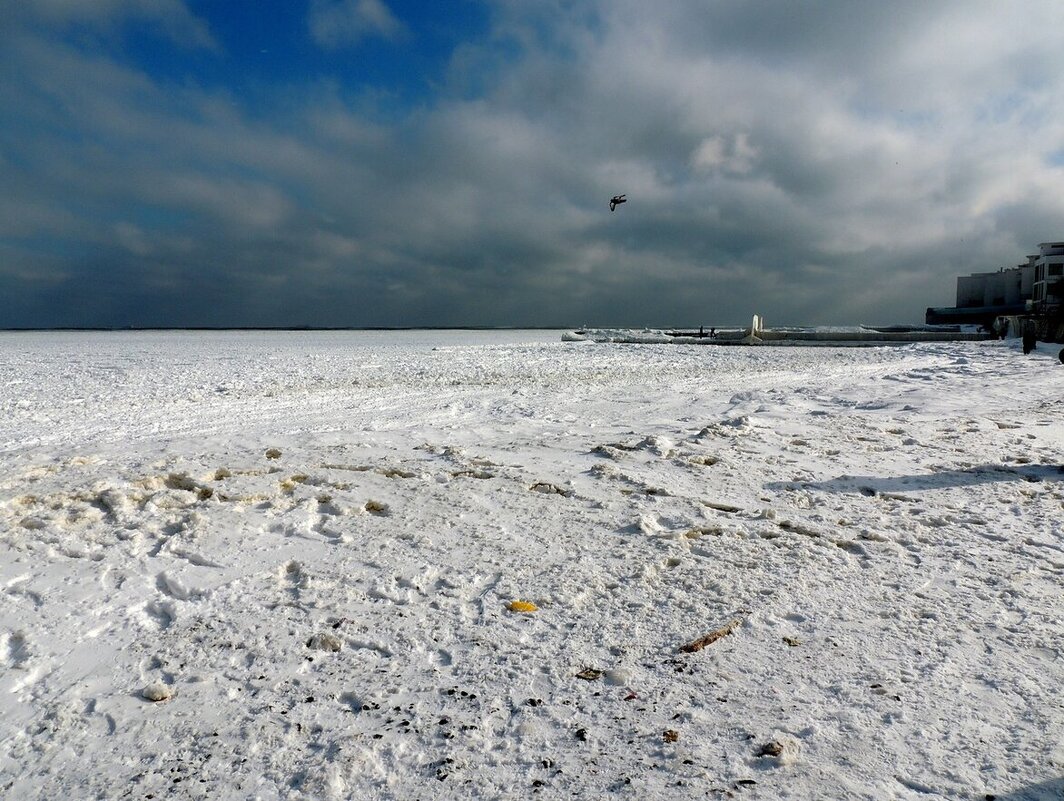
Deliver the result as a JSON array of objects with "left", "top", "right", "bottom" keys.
[
  {"left": 563, "top": 326, "right": 991, "bottom": 346},
  {"left": 1, "top": 331, "right": 1062, "bottom": 799}
]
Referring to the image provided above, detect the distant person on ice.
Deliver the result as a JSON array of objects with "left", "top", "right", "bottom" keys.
[{"left": 1022, "top": 323, "right": 1036, "bottom": 355}]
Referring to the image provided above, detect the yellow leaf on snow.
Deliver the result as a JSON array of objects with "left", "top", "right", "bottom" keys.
[{"left": 507, "top": 600, "right": 538, "bottom": 613}]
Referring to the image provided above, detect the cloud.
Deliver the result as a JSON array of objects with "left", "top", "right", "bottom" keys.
[
  {"left": 15, "top": 0, "right": 217, "bottom": 49},
  {"left": 4, "top": 1, "right": 1064, "bottom": 327},
  {"left": 308, "top": 0, "right": 406, "bottom": 49},
  {"left": 691, "top": 133, "right": 757, "bottom": 175}
]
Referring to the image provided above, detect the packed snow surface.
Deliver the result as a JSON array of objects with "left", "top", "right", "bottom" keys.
[{"left": 1, "top": 330, "right": 1062, "bottom": 800}]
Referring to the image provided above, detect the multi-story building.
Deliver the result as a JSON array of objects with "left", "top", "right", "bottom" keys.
[
  {"left": 1031, "top": 241, "right": 1064, "bottom": 310},
  {"left": 927, "top": 241, "right": 1064, "bottom": 327}
]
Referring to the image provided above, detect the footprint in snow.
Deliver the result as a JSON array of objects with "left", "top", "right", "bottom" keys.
[
  {"left": 281, "top": 560, "right": 309, "bottom": 597},
  {"left": 3, "top": 630, "right": 31, "bottom": 668},
  {"left": 139, "top": 599, "right": 176, "bottom": 630}
]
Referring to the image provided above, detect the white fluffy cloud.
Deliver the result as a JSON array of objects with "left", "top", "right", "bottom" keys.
[
  {"left": 308, "top": 0, "right": 406, "bottom": 48},
  {"left": 17, "top": 0, "right": 217, "bottom": 48}
]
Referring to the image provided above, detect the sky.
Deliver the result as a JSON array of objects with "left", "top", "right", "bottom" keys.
[{"left": 3, "top": 0, "right": 1064, "bottom": 328}]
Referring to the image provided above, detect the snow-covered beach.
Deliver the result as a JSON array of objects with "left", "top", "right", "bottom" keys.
[{"left": 1, "top": 330, "right": 1062, "bottom": 800}]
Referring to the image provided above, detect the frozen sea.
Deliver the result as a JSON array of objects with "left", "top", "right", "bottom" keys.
[{"left": 1, "top": 330, "right": 1062, "bottom": 800}]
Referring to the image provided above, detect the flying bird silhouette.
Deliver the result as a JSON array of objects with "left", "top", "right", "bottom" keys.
[{"left": 609, "top": 194, "right": 627, "bottom": 212}]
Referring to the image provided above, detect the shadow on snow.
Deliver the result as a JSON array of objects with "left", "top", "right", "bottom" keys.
[
  {"left": 988, "top": 776, "right": 1064, "bottom": 801},
  {"left": 766, "top": 464, "right": 1064, "bottom": 495}
]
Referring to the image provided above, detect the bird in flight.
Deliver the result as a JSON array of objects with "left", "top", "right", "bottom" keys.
[{"left": 609, "top": 194, "right": 627, "bottom": 212}]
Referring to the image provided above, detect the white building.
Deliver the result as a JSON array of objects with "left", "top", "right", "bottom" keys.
[
  {"left": 1031, "top": 241, "right": 1064, "bottom": 310},
  {"left": 952, "top": 241, "right": 1064, "bottom": 312},
  {"left": 956, "top": 267, "right": 1027, "bottom": 308},
  {"left": 927, "top": 240, "right": 1063, "bottom": 326}
]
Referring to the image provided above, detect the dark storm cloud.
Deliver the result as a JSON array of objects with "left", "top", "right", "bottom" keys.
[{"left": 2, "top": 0, "right": 1064, "bottom": 328}]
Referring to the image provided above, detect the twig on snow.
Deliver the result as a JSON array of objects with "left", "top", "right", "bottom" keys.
[{"left": 679, "top": 617, "right": 744, "bottom": 653}]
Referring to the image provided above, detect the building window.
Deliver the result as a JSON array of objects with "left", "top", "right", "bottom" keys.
[{"left": 1050, "top": 264, "right": 1063, "bottom": 276}]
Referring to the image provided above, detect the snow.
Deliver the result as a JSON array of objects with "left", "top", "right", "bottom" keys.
[{"left": 1, "top": 330, "right": 1062, "bottom": 800}]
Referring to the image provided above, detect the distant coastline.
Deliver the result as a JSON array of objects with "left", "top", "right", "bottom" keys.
[{"left": 0, "top": 326, "right": 573, "bottom": 333}]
